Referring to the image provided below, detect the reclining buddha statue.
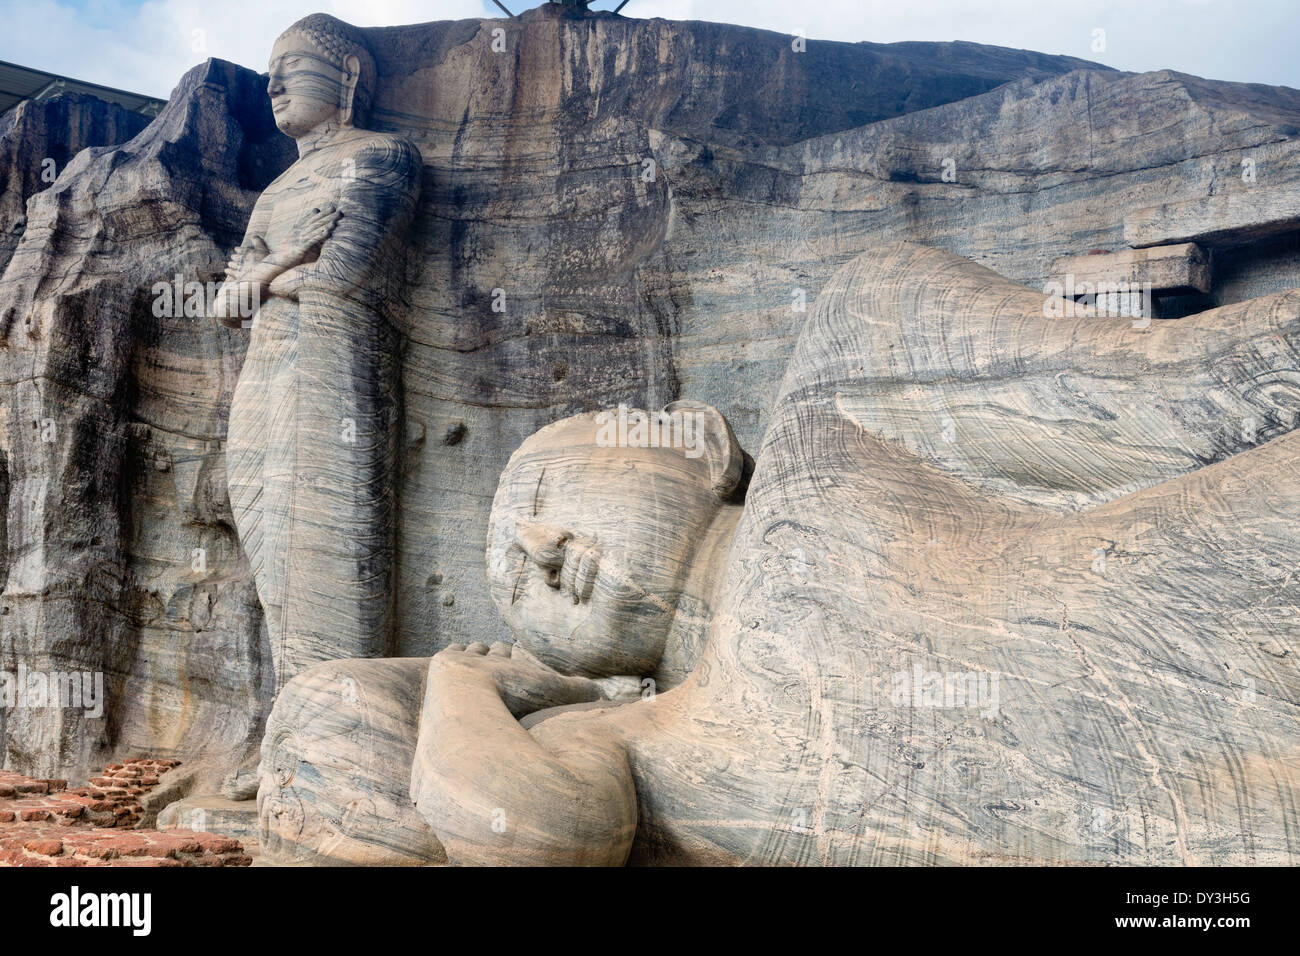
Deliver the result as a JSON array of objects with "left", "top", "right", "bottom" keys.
[{"left": 259, "top": 242, "right": 1300, "bottom": 866}]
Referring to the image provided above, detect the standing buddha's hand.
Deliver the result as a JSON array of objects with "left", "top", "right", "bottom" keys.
[
  {"left": 225, "top": 235, "right": 271, "bottom": 284},
  {"left": 274, "top": 203, "right": 341, "bottom": 270}
]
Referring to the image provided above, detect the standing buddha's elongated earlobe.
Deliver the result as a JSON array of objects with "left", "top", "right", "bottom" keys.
[{"left": 339, "top": 53, "right": 361, "bottom": 127}]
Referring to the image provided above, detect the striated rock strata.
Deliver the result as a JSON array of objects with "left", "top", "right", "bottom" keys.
[{"left": 1, "top": 8, "right": 1298, "bottom": 835}]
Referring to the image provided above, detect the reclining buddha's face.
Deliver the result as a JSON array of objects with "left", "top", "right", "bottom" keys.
[{"left": 486, "top": 412, "right": 723, "bottom": 679}]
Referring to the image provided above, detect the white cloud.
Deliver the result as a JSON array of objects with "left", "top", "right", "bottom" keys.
[
  {"left": 0, "top": 0, "right": 493, "bottom": 97},
  {"left": 0, "top": 0, "right": 1295, "bottom": 101},
  {"left": 633, "top": 0, "right": 1300, "bottom": 87}
]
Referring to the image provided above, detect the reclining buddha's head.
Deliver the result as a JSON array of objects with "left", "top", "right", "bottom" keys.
[
  {"left": 269, "top": 13, "right": 376, "bottom": 138},
  {"left": 487, "top": 401, "right": 749, "bottom": 679}
]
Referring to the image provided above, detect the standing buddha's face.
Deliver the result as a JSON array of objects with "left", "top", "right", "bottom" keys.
[{"left": 267, "top": 34, "right": 351, "bottom": 139}]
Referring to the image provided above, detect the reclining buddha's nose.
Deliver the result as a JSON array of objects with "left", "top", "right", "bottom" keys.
[{"left": 514, "top": 520, "right": 571, "bottom": 587}]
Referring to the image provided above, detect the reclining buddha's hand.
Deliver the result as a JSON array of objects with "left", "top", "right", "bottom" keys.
[
  {"left": 429, "top": 641, "right": 600, "bottom": 719},
  {"left": 506, "top": 518, "right": 600, "bottom": 606}
]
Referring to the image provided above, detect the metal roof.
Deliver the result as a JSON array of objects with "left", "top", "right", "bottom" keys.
[{"left": 0, "top": 59, "right": 165, "bottom": 119}]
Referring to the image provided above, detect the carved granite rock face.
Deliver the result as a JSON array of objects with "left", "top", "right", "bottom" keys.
[
  {"left": 407, "top": 243, "right": 1300, "bottom": 866},
  {"left": 3, "top": 7, "right": 1300, "bottom": 819},
  {"left": 0, "top": 93, "right": 152, "bottom": 273},
  {"left": 214, "top": 14, "right": 422, "bottom": 691},
  {"left": 341, "top": 8, "right": 1128, "bottom": 662},
  {"left": 0, "top": 61, "right": 294, "bottom": 783},
  {"left": 258, "top": 400, "right": 746, "bottom": 864},
  {"left": 257, "top": 657, "right": 444, "bottom": 866},
  {"left": 482, "top": 402, "right": 748, "bottom": 680}
]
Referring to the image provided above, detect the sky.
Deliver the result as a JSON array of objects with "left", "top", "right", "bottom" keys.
[{"left": 0, "top": 0, "right": 1296, "bottom": 101}]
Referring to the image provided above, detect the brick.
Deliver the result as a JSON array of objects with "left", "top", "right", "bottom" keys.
[
  {"left": 78, "top": 845, "right": 116, "bottom": 860},
  {"left": 0, "top": 757, "right": 207, "bottom": 870},
  {"left": 194, "top": 835, "right": 241, "bottom": 854},
  {"left": 113, "top": 839, "right": 157, "bottom": 857}
]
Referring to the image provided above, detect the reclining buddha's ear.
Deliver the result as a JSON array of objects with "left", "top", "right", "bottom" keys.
[{"left": 662, "top": 400, "right": 753, "bottom": 501}]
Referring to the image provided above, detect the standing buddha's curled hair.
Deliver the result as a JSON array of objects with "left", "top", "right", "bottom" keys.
[{"left": 277, "top": 12, "right": 378, "bottom": 126}]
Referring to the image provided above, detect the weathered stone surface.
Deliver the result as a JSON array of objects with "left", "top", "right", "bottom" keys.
[
  {"left": 0, "top": 8, "right": 1118, "bottom": 782},
  {"left": 406, "top": 243, "right": 1300, "bottom": 865},
  {"left": 364, "top": 8, "right": 1121, "bottom": 659},
  {"left": 256, "top": 399, "right": 745, "bottom": 863},
  {"left": 408, "top": 399, "right": 749, "bottom": 865},
  {"left": 0, "top": 93, "right": 151, "bottom": 272},
  {"left": 257, "top": 657, "right": 444, "bottom": 866},
  {"left": 1125, "top": 181, "right": 1300, "bottom": 248},
  {"left": 214, "top": 15, "right": 423, "bottom": 691},
  {"left": 2, "top": 7, "right": 1300, "bottom": 865},
  {"left": 1049, "top": 242, "right": 1212, "bottom": 295},
  {"left": 156, "top": 794, "right": 259, "bottom": 842},
  {"left": 0, "top": 60, "right": 293, "bottom": 783}
]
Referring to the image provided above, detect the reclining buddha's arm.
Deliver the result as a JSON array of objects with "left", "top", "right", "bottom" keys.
[{"left": 410, "top": 645, "right": 638, "bottom": 866}]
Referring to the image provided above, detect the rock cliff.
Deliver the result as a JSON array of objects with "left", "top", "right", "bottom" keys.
[{"left": 2, "top": 6, "right": 1298, "bottom": 792}]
